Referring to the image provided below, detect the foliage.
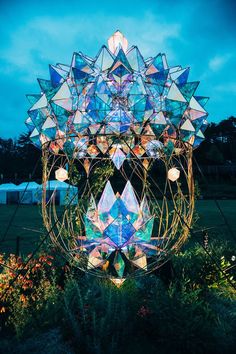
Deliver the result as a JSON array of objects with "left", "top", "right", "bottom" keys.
[
  {"left": 0, "top": 238, "right": 236, "bottom": 354},
  {"left": 90, "top": 160, "right": 114, "bottom": 197},
  {"left": 0, "top": 328, "right": 73, "bottom": 354},
  {"left": 173, "top": 240, "right": 236, "bottom": 293},
  {"left": 0, "top": 253, "right": 62, "bottom": 336},
  {"left": 194, "top": 179, "right": 201, "bottom": 199},
  {"left": 68, "top": 163, "right": 81, "bottom": 186},
  {"left": 194, "top": 116, "right": 236, "bottom": 164},
  {"left": 205, "top": 144, "right": 224, "bottom": 164},
  {"left": 61, "top": 276, "right": 138, "bottom": 354},
  {"left": 0, "top": 132, "right": 41, "bottom": 181}
]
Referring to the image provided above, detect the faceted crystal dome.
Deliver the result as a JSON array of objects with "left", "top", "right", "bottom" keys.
[
  {"left": 81, "top": 180, "right": 158, "bottom": 278},
  {"left": 25, "top": 31, "right": 209, "bottom": 165}
]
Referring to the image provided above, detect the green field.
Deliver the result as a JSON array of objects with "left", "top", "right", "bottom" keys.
[{"left": 0, "top": 200, "right": 236, "bottom": 254}]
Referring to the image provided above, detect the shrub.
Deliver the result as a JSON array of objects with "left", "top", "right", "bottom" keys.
[
  {"left": 0, "top": 253, "right": 63, "bottom": 336},
  {"left": 0, "top": 240, "right": 235, "bottom": 354}
]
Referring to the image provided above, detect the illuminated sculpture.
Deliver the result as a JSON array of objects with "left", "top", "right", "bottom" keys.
[{"left": 25, "top": 31, "right": 208, "bottom": 284}]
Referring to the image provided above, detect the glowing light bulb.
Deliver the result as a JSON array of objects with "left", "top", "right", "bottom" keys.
[
  {"left": 168, "top": 167, "right": 180, "bottom": 182},
  {"left": 55, "top": 167, "right": 68, "bottom": 182},
  {"left": 110, "top": 278, "right": 126, "bottom": 288}
]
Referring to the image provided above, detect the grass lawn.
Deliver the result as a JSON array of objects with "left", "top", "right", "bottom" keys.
[
  {"left": 0, "top": 200, "right": 235, "bottom": 254},
  {"left": 0, "top": 205, "right": 44, "bottom": 255}
]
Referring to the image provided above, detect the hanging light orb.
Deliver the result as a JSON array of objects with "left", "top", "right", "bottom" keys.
[
  {"left": 168, "top": 168, "right": 180, "bottom": 182},
  {"left": 55, "top": 167, "right": 68, "bottom": 182}
]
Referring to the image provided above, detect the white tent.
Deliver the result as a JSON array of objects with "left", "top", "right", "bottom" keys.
[
  {"left": 0, "top": 181, "right": 78, "bottom": 206},
  {"left": 15, "top": 182, "right": 40, "bottom": 204},
  {"left": 38, "top": 180, "right": 78, "bottom": 206},
  {"left": 0, "top": 183, "right": 18, "bottom": 204}
]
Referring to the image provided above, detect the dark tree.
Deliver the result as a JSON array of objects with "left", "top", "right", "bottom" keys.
[
  {"left": 0, "top": 132, "right": 41, "bottom": 183},
  {"left": 194, "top": 116, "right": 236, "bottom": 164}
]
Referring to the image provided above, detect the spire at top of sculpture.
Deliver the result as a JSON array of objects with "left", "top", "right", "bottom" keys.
[
  {"left": 25, "top": 31, "right": 208, "bottom": 168},
  {"left": 108, "top": 30, "right": 129, "bottom": 53}
]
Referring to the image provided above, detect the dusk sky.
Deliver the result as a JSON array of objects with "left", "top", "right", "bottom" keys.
[{"left": 0, "top": 0, "right": 236, "bottom": 138}]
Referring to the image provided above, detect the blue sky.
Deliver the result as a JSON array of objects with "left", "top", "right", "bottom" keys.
[{"left": 0, "top": 0, "right": 236, "bottom": 138}]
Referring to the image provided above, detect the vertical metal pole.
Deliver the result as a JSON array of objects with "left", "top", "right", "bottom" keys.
[{"left": 16, "top": 236, "right": 20, "bottom": 256}]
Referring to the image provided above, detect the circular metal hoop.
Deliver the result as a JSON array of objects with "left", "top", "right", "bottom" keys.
[{"left": 41, "top": 137, "right": 194, "bottom": 280}]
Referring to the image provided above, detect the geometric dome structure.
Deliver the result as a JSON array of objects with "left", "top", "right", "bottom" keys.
[
  {"left": 25, "top": 30, "right": 208, "bottom": 170},
  {"left": 25, "top": 31, "right": 208, "bottom": 285}
]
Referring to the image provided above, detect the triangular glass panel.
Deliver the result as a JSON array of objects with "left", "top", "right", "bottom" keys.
[
  {"left": 121, "top": 181, "right": 139, "bottom": 215},
  {"left": 178, "top": 82, "right": 199, "bottom": 102},
  {"left": 29, "top": 94, "right": 47, "bottom": 111},
  {"left": 49, "top": 65, "right": 67, "bottom": 88},
  {"left": 95, "top": 45, "right": 114, "bottom": 71},
  {"left": 167, "top": 83, "right": 187, "bottom": 102},
  {"left": 126, "top": 46, "right": 145, "bottom": 71},
  {"left": 171, "top": 67, "right": 190, "bottom": 85},
  {"left": 189, "top": 97, "right": 207, "bottom": 113},
  {"left": 113, "top": 252, "right": 125, "bottom": 277},
  {"left": 98, "top": 181, "right": 116, "bottom": 214},
  {"left": 109, "top": 147, "right": 126, "bottom": 169}
]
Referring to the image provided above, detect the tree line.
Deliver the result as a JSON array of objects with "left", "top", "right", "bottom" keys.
[{"left": 195, "top": 116, "right": 236, "bottom": 165}]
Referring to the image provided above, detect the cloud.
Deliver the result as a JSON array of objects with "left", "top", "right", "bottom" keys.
[
  {"left": 215, "top": 82, "right": 236, "bottom": 94},
  {"left": 0, "top": 12, "right": 182, "bottom": 83},
  {"left": 208, "top": 54, "right": 231, "bottom": 71}
]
